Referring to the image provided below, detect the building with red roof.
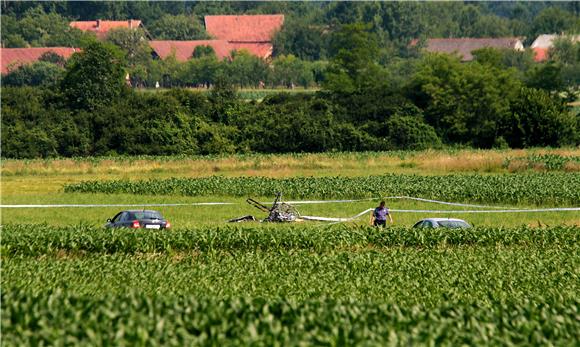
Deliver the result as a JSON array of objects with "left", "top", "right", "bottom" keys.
[
  {"left": 530, "top": 34, "right": 580, "bottom": 62},
  {"left": 149, "top": 40, "right": 233, "bottom": 61},
  {"left": 204, "top": 15, "right": 284, "bottom": 59},
  {"left": 1, "top": 47, "right": 78, "bottom": 74},
  {"left": 70, "top": 19, "right": 143, "bottom": 39}
]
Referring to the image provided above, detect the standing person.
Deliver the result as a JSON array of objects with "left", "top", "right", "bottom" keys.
[{"left": 370, "top": 201, "right": 393, "bottom": 227}]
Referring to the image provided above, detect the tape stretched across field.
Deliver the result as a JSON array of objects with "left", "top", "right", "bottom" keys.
[{"left": 2, "top": 196, "right": 579, "bottom": 224}]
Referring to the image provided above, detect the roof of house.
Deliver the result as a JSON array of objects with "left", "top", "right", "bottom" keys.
[
  {"left": 531, "top": 35, "right": 558, "bottom": 49},
  {"left": 421, "top": 38, "right": 524, "bottom": 61},
  {"left": 70, "top": 20, "right": 142, "bottom": 38},
  {"left": 229, "top": 42, "right": 274, "bottom": 59},
  {"left": 204, "top": 15, "right": 284, "bottom": 42},
  {"left": 531, "top": 34, "right": 580, "bottom": 49},
  {"left": 530, "top": 34, "right": 580, "bottom": 62},
  {"left": 149, "top": 40, "right": 233, "bottom": 61},
  {"left": 1, "top": 47, "right": 78, "bottom": 74}
]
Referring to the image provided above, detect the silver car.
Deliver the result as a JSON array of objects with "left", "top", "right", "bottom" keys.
[{"left": 412, "top": 218, "right": 471, "bottom": 229}]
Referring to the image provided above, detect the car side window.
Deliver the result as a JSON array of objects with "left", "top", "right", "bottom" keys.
[
  {"left": 111, "top": 212, "right": 123, "bottom": 223},
  {"left": 120, "top": 212, "right": 131, "bottom": 221},
  {"left": 425, "top": 221, "right": 434, "bottom": 228}
]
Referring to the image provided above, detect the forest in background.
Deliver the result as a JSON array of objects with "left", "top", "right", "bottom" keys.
[{"left": 1, "top": 1, "right": 579, "bottom": 158}]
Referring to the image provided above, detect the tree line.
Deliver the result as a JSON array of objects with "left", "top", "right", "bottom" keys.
[{"left": 2, "top": 24, "right": 578, "bottom": 158}]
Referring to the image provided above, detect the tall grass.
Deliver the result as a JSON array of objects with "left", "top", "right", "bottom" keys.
[{"left": 2, "top": 149, "right": 579, "bottom": 177}]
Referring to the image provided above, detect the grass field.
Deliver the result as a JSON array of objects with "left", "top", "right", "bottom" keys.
[{"left": 2, "top": 149, "right": 579, "bottom": 345}]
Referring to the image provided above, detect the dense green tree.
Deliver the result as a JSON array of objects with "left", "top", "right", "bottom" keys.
[
  {"left": 550, "top": 36, "right": 580, "bottom": 65},
  {"left": 183, "top": 54, "right": 221, "bottom": 88},
  {"left": 549, "top": 37, "right": 580, "bottom": 98},
  {"left": 2, "top": 62, "right": 64, "bottom": 87},
  {"left": 384, "top": 115, "right": 441, "bottom": 150},
  {"left": 148, "top": 14, "right": 208, "bottom": 40},
  {"left": 273, "top": 18, "right": 328, "bottom": 60},
  {"left": 377, "top": 2, "right": 428, "bottom": 44},
  {"left": 1, "top": 6, "right": 88, "bottom": 47},
  {"left": 323, "top": 23, "right": 399, "bottom": 123},
  {"left": 225, "top": 50, "right": 269, "bottom": 88},
  {"left": 269, "top": 55, "right": 314, "bottom": 88},
  {"left": 191, "top": 45, "right": 216, "bottom": 58},
  {"left": 458, "top": 5, "right": 482, "bottom": 37},
  {"left": 503, "top": 87, "right": 577, "bottom": 147},
  {"left": 324, "top": 23, "right": 384, "bottom": 94},
  {"left": 208, "top": 75, "right": 238, "bottom": 123},
  {"left": 105, "top": 28, "right": 152, "bottom": 88},
  {"left": 530, "top": 7, "right": 580, "bottom": 37},
  {"left": 60, "top": 41, "right": 127, "bottom": 110},
  {"left": 472, "top": 48, "right": 535, "bottom": 75},
  {"left": 38, "top": 51, "right": 67, "bottom": 66},
  {"left": 409, "top": 53, "right": 521, "bottom": 147},
  {"left": 471, "top": 15, "right": 511, "bottom": 37},
  {"left": 232, "top": 94, "right": 340, "bottom": 153},
  {"left": 106, "top": 28, "right": 152, "bottom": 67},
  {"left": 525, "top": 62, "right": 565, "bottom": 93}
]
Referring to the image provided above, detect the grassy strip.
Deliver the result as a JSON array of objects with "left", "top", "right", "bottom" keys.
[
  {"left": 3, "top": 224, "right": 578, "bottom": 256},
  {"left": 3, "top": 149, "right": 579, "bottom": 178},
  {"left": 3, "top": 291, "right": 578, "bottom": 346},
  {"left": 63, "top": 173, "right": 580, "bottom": 205}
]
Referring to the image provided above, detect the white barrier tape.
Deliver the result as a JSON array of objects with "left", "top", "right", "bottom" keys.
[
  {"left": 284, "top": 199, "right": 372, "bottom": 205},
  {"left": 391, "top": 208, "right": 580, "bottom": 213},
  {"left": 2, "top": 197, "right": 577, "bottom": 213},
  {"left": 302, "top": 209, "right": 374, "bottom": 222},
  {"left": 0, "top": 202, "right": 234, "bottom": 208},
  {"left": 301, "top": 207, "right": 580, "bottom": 223},
  {"left": 382, "top": 196, "right": 516, "bottom": 209}
]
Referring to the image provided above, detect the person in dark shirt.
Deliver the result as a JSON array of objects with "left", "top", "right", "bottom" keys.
[{"left": 370, "top": 201, "right": 393, "bottom": 227}]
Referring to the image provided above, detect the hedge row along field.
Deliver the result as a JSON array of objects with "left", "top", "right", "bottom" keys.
[
  {"left": 63, "top": 173, "right": 580, "bottom": 205},
  {"left": 3, "top": 224, "right": 579, "bottom": 256},
  {"left": 3, "top": 292, "right": 579, "bottom": 346}
]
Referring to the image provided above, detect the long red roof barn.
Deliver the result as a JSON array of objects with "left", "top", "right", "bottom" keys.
[
  {"left": 204, "top": 15, "right": 284, "bottom": 59},
  {"left": 149, "top": 40, "right": 233, "bottom": 61},
  {"left": 205, "top": 15, "right": 284, "bottom": 42},
  {"left": 70, "top": 20, "right": 142, "bottom": 39},
  {"left": 1, "top": 47, "right": 78, "bottom": 74}
]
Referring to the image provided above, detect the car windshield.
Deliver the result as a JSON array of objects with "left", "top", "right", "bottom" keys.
[
  {"left": 129, "top": 211, "right": 163, "bottom": 220},
  {"left": 437, "top": 220, "right": 470, "bottom": 228}
]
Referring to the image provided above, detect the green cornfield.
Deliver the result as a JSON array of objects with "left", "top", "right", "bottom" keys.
[
  {"left": 3, "top": 223, "right": 579, "bottom": 346},
  {"left": 64, "top": 173, "right": 580, "bottom": 205}
]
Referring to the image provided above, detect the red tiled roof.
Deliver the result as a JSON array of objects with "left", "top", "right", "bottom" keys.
[
  {"left": 422, "top": 38, "right": 524, "bottom": 61},
  {"left": 533, "top": 47, "right": 549, "bottom": 62},
  {"left": 1, "top": 47, "right": 78, "bottom": 74},
  {"left": 70, "top": 20, "right": 142, "bottom": 39},
  {"left": 229, "top": 42, "right": 274, "bottom": 59},
  {"left": 205, "top": 15, "right": 284, "bottom": 42},
  {"left": 149, "top": 40, "right": 233, "bottom": 61}
]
